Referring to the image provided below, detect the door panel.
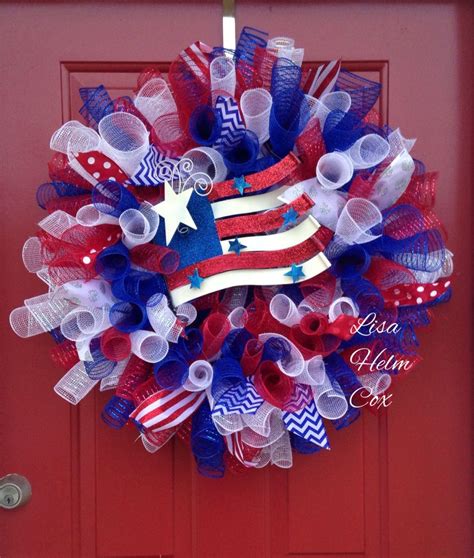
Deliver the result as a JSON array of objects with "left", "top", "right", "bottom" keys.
[{"left": 1, "top": 2, "right": 472, "bottom": 557}]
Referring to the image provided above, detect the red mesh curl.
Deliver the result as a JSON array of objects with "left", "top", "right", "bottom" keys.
[
  {"left": 201, "top": 312, "right": 231, "bottom": 359},
  {"left": 295, "top": 119, "right": 326, "bottom": 179},
  {"left": 151, "top": 111, "right": 195, "bottom": 158},
  {"left": 43, "top": 224, "right": 121, "bottom": 286},
  {"left": 130, "top": 244, "right": 180, "bottom": 275},
  {"left": 100, "top": 327, "right": 132, "bottom": 362},
  {"left": 45, "top": 194, "right": 91, "bottom": 216},
  {"left": 48, "top": 152, "right": 92, "bottom": 190},
  {"left": 116, "top": 355, "right": 152, "bottom": 401},
  {"left": 113, "top": 96, "right": 152, "bottom": 131},
  {"left": 240, "top": 339, "right": 264, "bottom": 376},
  {"left": 364, "top": 256, "right": 416, "bottom": 290},
  {"left": 134, "top": 67, "right": 163, "bottom": 94},
  {"left": 50, "top": 339, "right": 79, "bottom": 370},
  {"left": 254, "top": 360, "right": 294, "bottom": 409},
  {"left": 397, "top": 172, "right": 438, "bottom": 211}
]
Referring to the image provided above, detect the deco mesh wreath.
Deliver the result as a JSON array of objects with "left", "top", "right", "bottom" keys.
[{"left": 10, "top": 28, "right": 453, "bottom": 477}]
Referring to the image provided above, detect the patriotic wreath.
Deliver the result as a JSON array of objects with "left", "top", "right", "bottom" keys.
[{"left": 10, "top": 28, "right": 453, "bottom": 477}]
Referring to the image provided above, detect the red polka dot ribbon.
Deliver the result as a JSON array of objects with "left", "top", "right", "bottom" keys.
[
  {"left": 75, "top": 151, "right": 128, "bottom": 182},
  {"left": 382, "top": 278, "right": 452, "bottom": 307}
]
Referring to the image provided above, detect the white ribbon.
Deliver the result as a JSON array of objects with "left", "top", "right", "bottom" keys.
[{"left": 369, "top": 149, "right": 415, "bottom": 210}]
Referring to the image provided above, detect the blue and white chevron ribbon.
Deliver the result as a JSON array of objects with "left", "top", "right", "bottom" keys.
[
  {"left": 212, "top": 379, "right": 264, "bottom": 417},
  {"left": 282, "top": 399, "right": 330, "bottom": 449},
  {"left": 213, "top": 96, "right": 246, "bottom": 152},
  {"left": 127, "top": 145, "right": 179, "bottom": 186}
]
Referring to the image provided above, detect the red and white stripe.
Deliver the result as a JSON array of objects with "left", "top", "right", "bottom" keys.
[
  {"left": 130, "top": 387, "right": 206, "bottom": 432},
  {"left": 304, "top": 59, "right": 341, "bottom": 99},
  {"left": 179, "top": 41, "right": 212, "bottom": 83},
  {"left": 225, "top": 432, "right": 260, "bottom": 468}
]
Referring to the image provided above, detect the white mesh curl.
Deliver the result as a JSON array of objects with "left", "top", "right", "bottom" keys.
[
  {"left": 320, "top": 91, "right": 352, "bottom": 114},
  {"left": 228, "top": 306, "right": 247, "bottom": 330},
  {"left": 10, "top": 294, "right": 75, "bottom": 338},
  {"left": 130, "top": 330, "right": 169, "bottom": 363},
  {"left": 267, "top": 37, "right": 304, "bottom": 66},
  {"left": 270, "top": 430, "right": 293, "bottom": 468},
  {"left": 242, "top": 402, "right": 277, "bottom": 437},
  {"left": 306, "top": 91, "right": 351, "bottom": 129},
  {"left": 76, "top": 204, "right": 119, "bottom": 227},
  {"left": 213, "top": 413, "right": 243, "bottom": 435},
  {"left": 328, "top": 296, "right": 359, "bottom": 323},
  {"left": 141, "top": 435, "right": 160, "bottom": 454},
  {"left": 269, "top": 293, "right": 301, "bottom": 326},
  {"left": 100, "top": 357, "right": 130, "bottom": 391},
  {"left": 182, "top": 146, "right": 227, "bottom": 184},
  {"left": 22, "top": 237, "right": 44, "bottom": 273},
  {"left": 240, "top": 88, "right": 273, "bottom": 144},
  {"left": 359, "top": 372, "right": 392, "bottom": 396},
  {"left": 210, "top": 56, "right": 236, "bottom": 104},
  {"left": 387, "top": 128, "right": 416, "bottom": 159},
  {"left": 184, "top": 360, "right": 213, "bottom": 392},
  {"left": 335, "top": 198, "right": 382, "bottom": 245},
  {"left": 259, "top": 333, "right": 304, "bottom": 378},
  {"left": 241, "top": 407, "right": 285, "bottom": 448},
  {"left": 175, "top": 303, "right": 197, "bottom": 327},
  {"left": 98, "top": 112, "right": 149, "bottom": 176},
  {"left": 412, "top": 250, "right": 454, "bottom": 283},
  {"left": 54, "top": 361, "right": 99, "bottom": 405},
  {"left": 316, "top": 152, "right": 354, "bottom": 190},
  {"left": 346, "top": 134, "right": 390, "bottom": 170},
  {"left": 38, "top": 210, "right": 77, "bottom": 239},
  {"left": 312, "top": 374, "right": 348, "bottom": 420},
  {"left": 60, "top": 306, "right": 110, "bottom": 342},
  {"left": 146, "top": 293, "right": 182, "bottom": 343},
  {"left": 297, "top": 355, "right": 326, "bottom": 386},
  {"left": 119, "top": 202, "right": 159, "bottom": 249},
  {"left": 50, "top": 121, "right": 100, "bottom": 154},
  {"left": 134, "top": 78, "right": 177, "bottom": 125}
]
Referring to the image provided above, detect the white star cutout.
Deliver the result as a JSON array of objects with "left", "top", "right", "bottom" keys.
[{"left": 153, "top": 181, "right": 197, "bottom": 245}]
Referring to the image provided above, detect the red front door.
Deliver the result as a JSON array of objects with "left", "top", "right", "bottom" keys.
[{"left": 1, "top": 2, "right": 472, "bottom": 557}]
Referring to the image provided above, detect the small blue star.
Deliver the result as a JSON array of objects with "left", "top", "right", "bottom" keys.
[
  {"left": 228, "top": 238, "right": 247, "bottom": 255},
  {"left": 188, "top": 268, "right": 204, "bottom": 289},
  {"left": 282, "top": 207, "right": 299, "bottom": 227},
  {"left": 232, "top": 175, "right": 252, "bottom": 196},
  {"left": 284, "top": 263, "right": 305, "bottom": 283}
]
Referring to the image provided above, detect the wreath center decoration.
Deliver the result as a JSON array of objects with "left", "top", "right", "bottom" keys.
[{"left": 10, "top": 28, "right": 453, "bottom": 477}]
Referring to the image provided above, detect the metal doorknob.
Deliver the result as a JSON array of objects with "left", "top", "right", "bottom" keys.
[{"left": 0, "top": 474, "right": 32, "bottom": 509}]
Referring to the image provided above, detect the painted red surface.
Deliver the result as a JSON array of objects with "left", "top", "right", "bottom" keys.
[{"left": 1, "top": 2, "right": 472, "bottom": 557}]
